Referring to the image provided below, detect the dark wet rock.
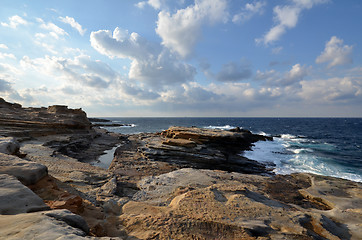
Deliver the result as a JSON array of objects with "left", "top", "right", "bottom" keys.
[
  {"left": 88, "top": 118, "right": 111, "bottom": 122},
  {"left": 111, "top": 127, "right": 273, "bottom": 179}
]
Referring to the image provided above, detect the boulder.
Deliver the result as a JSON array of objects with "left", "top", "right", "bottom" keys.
[
  {"left": 0, "top": 152, "right": 48, "bottom": 185},
  {"left": 0, "top": 209, "right": 89, "bottom": 239},
  {"left": 0, "top": 174, "right": 50, "bottom": 214},
  {"left": 0, "top": 137, "right": 19, "bottom": 155}
]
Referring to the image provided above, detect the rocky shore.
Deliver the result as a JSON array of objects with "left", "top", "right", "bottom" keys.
[{"left": 0, "top": 98, "right": 361, "bottom": 239}]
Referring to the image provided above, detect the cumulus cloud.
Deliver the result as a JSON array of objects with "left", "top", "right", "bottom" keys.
[
  {"left": 255, "top": 64, "right": 308, "bottom": 86},
  {"left": 299, "top": 77, "right": 362, "bottom": 102},
  {"left": 21, "top": 55, "right": 115, "bottom": 89},
  {"left": 316, "top": 36, "right": 353, "bottom": 68},
  {"left": 20, "top": 54, "right": 160, "bottom": 102},
  {"left": 282, "top": 63, "right": 308, "bottom": 85},
  {"left": 59, "top": 16, "right": 86, "bottom": 36},
  {"left": 156, "top": 0, "right": 228, "bottom": 58},
  {"left": 0, "top": 52, "right": 16, "bottom": 60},
  {"left": 0, "top": 44, "right": 8, "bottom": 49},
  {"left": 1, "top": 15, "right": 28, "bottom": 28},
  {"left": 37, "top": 18, "right": 68, "bottom": 39},
  {"left": 90, "top": 27, "right": 196, "bottom": 87},
  {"left": 232, "top": 1, "right": 266, "bottom": 24},
  {"left": 136, "top": 0, "right": 165, "bottom": 10},
  {"left": 257, "top": 0, "right": 328, "bottom": 45}
]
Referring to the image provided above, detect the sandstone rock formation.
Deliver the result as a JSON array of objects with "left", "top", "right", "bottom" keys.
[
  {"left": 0, "top": 98, "right": 91, "bottom": 138},
  {"left": 109, "top": 126, "right": 273, "bottom": 188},
  {"left": 120, "top": 168, "right": 361, "bottom": 240}
]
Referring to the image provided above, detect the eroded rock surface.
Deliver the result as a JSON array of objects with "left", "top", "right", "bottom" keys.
[
  {"left": 110, "top": 127, "right": 273, "bottom": 188},
  {"left": 0, "top": 98, "right": 91, "bottom": 138},
  {"left": 121, "top": 168, "right": 361, "bottom": 240}
]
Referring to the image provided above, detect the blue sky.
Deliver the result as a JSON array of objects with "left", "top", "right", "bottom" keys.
[{"left": 0, "top": 0, "right": 361, "bottom": 117}]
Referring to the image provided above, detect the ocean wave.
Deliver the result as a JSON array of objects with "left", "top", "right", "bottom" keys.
[
  {"left": 204, "top": 125, "right": 236, "bottom": 130},
  {"left": 243, "top": 134, "right": 362, "bottom": 183}
]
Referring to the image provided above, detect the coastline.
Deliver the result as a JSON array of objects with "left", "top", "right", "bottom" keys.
[{"left": 0, "top": 99, "right": 361, "bottom": 239}]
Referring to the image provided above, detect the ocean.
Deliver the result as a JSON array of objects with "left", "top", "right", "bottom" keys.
[{"left": 99, "top": 117, "right": 362, "bottom": 183}]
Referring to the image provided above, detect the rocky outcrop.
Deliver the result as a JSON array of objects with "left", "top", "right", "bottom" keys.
[
  {"left": 110, "top": 127, "right": 273, "bottom": 183},
  {"left": 0, "top": 98, "right": 91, "bottom": 138}
]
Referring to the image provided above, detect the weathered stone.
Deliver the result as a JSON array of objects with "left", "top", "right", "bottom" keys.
[
  {"left": 0, "top": 152, "right": 48, "bottom": 185},
  {"left": 111, "top": 127, "right": 272, "bottom": 178},
  {"left": 0, "top": 174, "right": 50, "bottom": 214},
  {"left": 47, "top": 192, "right": 85, "bottom": 214},
  {"left": 0, "top": 209, "right": 89, "bottom": 239},
  {"left": 0, "top": 137, "right": 19, "bottom": 155},
  {"left": 0, "top": 98, "right": 92, "bottom": 138},
  {"left": 121, "top": 169, "right": 361, "bottom": 240}
]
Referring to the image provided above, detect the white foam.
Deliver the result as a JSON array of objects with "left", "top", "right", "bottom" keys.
[
  {"left": 243, "top": 134, "right": 362, "bottom": 183},
  {"left": 205, "top": 125, "right": 235, "bottom": 130}
]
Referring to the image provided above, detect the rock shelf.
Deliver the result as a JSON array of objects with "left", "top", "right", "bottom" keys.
[{"left": 0, "top": 98, "right": 361, "bottom": 240}]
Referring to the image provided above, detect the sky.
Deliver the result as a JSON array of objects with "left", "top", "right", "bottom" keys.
[{"left": 0, "top": 0, "right": 361, "bottom": 117}]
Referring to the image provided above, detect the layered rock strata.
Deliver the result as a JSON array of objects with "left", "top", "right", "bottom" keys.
[{"left": 0, "top": 98, "right": 91, "bottom": 138}]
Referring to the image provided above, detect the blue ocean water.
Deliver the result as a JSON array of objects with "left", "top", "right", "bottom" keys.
[{"left": 99, "top": 118, "right": 362, "bottom": 182}]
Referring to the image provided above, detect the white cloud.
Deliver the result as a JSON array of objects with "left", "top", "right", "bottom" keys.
[
  {"left": 255, "top": 69, "right": 277, "bottom": 81},
  {"left": 0, "top": 52, "right": 16, "bottom": 60},
  {"left": 232, "top": 1, "right": 266, "bottom": 24},
  {"left": 283, "top": 63, "right": 308, "bottom": 85},
  {"left": 59, "top": 16, "right": 86, "bottom": 36},
  {"left": 299, "top": 77, "right": 362, "bottom": 102},
  {"left": 1, "top": 15, "right": 28, "bottom": 28},
  {"left": 20, "top": 55, "right": 115, "bottom": 89},
  {"left": 316, "top": 36, "right": 353, "bottom": 68},
  {"left": 19, "top": 54, "right": 160, "bottom": 103},
  {"left": 38, "top": 18, "right": 68, "bottom": 39},
  {"left": 136, "top": 0, "right": 164, "bottom": 10},
  {"left": 257, "top": 0, "right": 328, "bottom": 45},
  {"left": 90, "top": 27, "right": 196, "bottom": 87},
  {"left": 0, "top": 43, "right": 15, "bottom": 59},
  {"left": 0, "top": 44, "right": 8, "bottom": 49},
  {"left": 156, "top": 0, "right": 228, "bottom": 58},
  {"left": 255, "top": 64, "right": 308, "bottom": 86},
  {"left": 91, "top": 28, "right": 157, "bottom": 60},
  {"left": 33, "top": 41, "right": 58, "bottom": 55}
]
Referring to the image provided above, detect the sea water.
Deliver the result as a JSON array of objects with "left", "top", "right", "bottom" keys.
[{"left": 97, "top": 117, "right": 362, "bottom": 182}]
